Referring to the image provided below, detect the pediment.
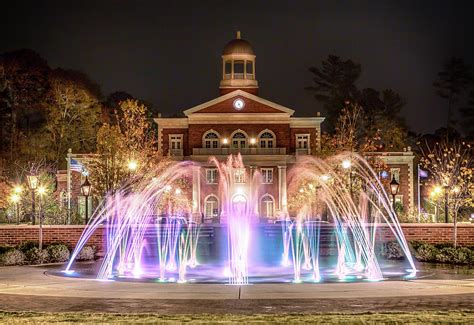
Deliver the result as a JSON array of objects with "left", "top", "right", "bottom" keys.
[{"left": 183, "top": 90, "right": 295, "bottom": 116}]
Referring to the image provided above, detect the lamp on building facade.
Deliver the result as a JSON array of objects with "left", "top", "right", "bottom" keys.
[
  {"left": 390, "top": 176, "right": 400, "bottom": 209},
  {"left": 81, "top": 176, "right": 92, "bottom": 225},
  {"left": 26, "top": 173, "right": 38, "bottom": 225}
]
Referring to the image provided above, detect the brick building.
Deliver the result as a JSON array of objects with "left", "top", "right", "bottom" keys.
[{"left": 154, "top": 32, "right": 417, "bottom": 223}]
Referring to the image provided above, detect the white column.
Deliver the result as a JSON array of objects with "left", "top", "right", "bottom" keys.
[
  {"left": 278, "top": 166, "right": 288, "bottom": 214},
  {"left": 192, "top": 166, "right": 201, "bottom": 220}
]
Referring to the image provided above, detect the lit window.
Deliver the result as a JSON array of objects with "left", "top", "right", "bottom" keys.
[
  {"left": 259, "top": 131, "right": 275, "bottom": 148},
  {"left": 204, "top": 195, "right": 219, "bottom": 221},
  {"left": 261, "top": 194, "right": 274, "bottom": 218},
  {"left": 169, "top": 134, "right": 183, "bottom": 155},
  {"left": 296, "top": 134, "right": 310, "bottom": 155},
  {"left": 232, "top": 131, "right": 247, "bottom": 149},
  {"left": 234, "top": 168, "right": 246, "bottom": 183},
  {"left": 206, "top": 168, "right": 218, "bottom": 184},
  {"left": 261, "top": 168, "right": 273, "bottom": 184},
  {"left": 203, "top": 131, "right": 219, "bottom": 149}
]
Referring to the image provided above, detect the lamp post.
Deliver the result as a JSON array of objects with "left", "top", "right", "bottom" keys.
[
  {"left": 81, "top": 176, "right": 92, "bottom": 225},
  {"left": 26, "top": 173, "right": 38, "bottom": 225},
  {"left": 390, "top": 176, "right": 400, "bottom": 209},
  {"left": 37, "top": 185, "right": 46, "bottom": 250}
]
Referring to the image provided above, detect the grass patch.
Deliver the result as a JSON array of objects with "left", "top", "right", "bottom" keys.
[{"left": 0, "top": 311, "right": 473, "bottom": 324}]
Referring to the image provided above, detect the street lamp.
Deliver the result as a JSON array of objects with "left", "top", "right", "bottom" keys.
[
  {"left": 81, "top": 176, "right": 92, "bottom": 225},
  {"left": 26, "top": 173, "right": 38, "bottom": 225},
  {"left": 390, "top": 176, "right": 400, "bottom": 209},
  {"left": 37, "top": 185, "right": 46, "bottom": 250},
  {"left": 127, "top": 160, "right": 138, "bottom": 172}
]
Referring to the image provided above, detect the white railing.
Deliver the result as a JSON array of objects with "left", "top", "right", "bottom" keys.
[
  {"left": 296, "top": 148, "right": 311, "bottom": 155},
  {"left": 193, "top": 148, "right": 286, "bottom": 156},
  {"left": 169, "top": 149, "right": 183, "bottom": 156}
]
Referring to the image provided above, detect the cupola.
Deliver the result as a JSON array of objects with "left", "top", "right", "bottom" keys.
[{"left": 219, "top": 31, "right": 258, "bottom": 95}]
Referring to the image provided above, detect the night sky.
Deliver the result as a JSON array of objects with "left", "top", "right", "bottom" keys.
[{"left": 3, "top": 1, "right": 474, "bottom": 134}]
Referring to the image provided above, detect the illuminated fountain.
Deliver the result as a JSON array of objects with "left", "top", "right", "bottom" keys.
[{"left": 64, "top": 153, "right": 417, "bottom": 284}]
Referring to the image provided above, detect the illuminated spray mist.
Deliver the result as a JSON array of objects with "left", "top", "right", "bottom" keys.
[{"left": 65, "top": 152, "right": 417, "bottom": 284}]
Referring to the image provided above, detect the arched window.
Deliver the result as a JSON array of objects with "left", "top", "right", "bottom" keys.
[
  {"left": 204, "top": 195, "right": 219, "bottom": 221},
  {"left": 231, "top": 130, "right": 248, "bottom": 149},
  {"left": 232, "top": 194, "right": 247, "bottom": 213},
  {"left": 260, "top": 194, "right": 275, "bottom": 218},
  {"left": 203, "top": 130, "right": 220, "bottom": 149},
  {"left": 258, "top": 130, "right": 276, "bottom": 148}
]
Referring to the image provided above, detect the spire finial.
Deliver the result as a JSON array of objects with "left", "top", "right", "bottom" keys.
[{"left": 236, "top": 31, "right": 241, "bottom": 39}]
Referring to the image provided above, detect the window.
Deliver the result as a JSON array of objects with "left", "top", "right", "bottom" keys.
[
  {"left": 296, "top": 134, "right": 310, "bottom": 154},
  {"left": 234, "top": 60, "right": 244, "bottom": 78},
  {"left": 261, "top": 194, "right": 274, "bottom": 218},
  {"left": 203, "top": 131, "right": 219, "bottom": 148},
  {"left": 232, "top": 131, "right": 247, "bottom": 149},
  {"left": 390, "top": 168, "right": 400, "bottom": 183},
  {"left": 245, "top": 61, "right": 253, "bottom": 79},
  {"left": 206, "top": 168, "right": 218, "bottom": 184},
  {"left": 225, "top": 61, "right": 232, "bottom": 74},
  {"left": 259, "top": 131, "right": 275, "bottom": 148},
  {"left": 204, "top": 195, "right": 219, "bottom": 221},
  {"left": 261, "top": 168, "right": 273, "bottom": 184},
  {"left": 234, "top": 168, "right": 246, "bottom": 183},
  {"left": 169, "top": 134, "right": 183, "bottom": 153}
]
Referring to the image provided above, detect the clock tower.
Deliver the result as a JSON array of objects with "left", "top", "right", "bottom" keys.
[{"left": 219, "top": 31, "right": 259, "bottom": 95}]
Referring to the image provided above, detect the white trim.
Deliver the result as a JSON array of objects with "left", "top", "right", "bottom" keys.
[
  {"left": 290, "top": 117, "right": 325, "bottom": 127},
  {"left": 257, "top": 129, "right": 276, "bottom": 139},
  {"left": 202, "top": 129, "right": 221, "bottom": 148},
  {"left": 260, "top": 193, "right": 276, "bottom": 218},
  {"left": 203, "top": 194, "right": 219, "bottom": 219},
  {"left": 154, "top": 118, "right": 188, "bottom": 128},
  {"left": 261, "top": 167, "right": 274, "bottom": 184},
  {"left": 231, "top": 129, "right": 249, "bottom": 140},
  {"left": 183, "top": 89, "right": 295, "bottom": 116}
]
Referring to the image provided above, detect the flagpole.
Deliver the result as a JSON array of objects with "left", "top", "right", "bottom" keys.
[
  {"left": 67, "top": 148, "right": 72, "bottom": 225},
  {"left": 417, "top": 163, "right": 421, "bottom": 223}
]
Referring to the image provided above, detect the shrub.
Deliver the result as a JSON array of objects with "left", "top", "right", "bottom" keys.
[
  {"left": 18, "top": 241, "right": 38, "bottom": 253},
  {"left": 382, "top": 241, "right": 404, "bottom": 260},
  {"left": 414, "top": 243, "right": 439, "bottom": 262},
  {"left": 75, "top": 246, "right": 95, "bottom": 261},
  {"left": 47, "top": 244, "right": 70, "bottom": 263},
  {"left": 452, "top": 247, "right": 472, "bottom": 264},
  {"left": 25, "top": 247, "right": 50, "bottom": 264},
  {"left": 435, "top": 247, "right": 457, "bottom": 263},
  {"left": 0, "top": 246, "right": 15, "bottom": 255},
  {"left": 409, "top": 240, "right": 424, "bottom": 251},
  {"left": 0, "top": 249, "right": 26, "bottom": 266}
]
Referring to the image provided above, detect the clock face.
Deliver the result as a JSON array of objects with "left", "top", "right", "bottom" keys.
[{"left": 233, "top": 98, "right": 245, "bottom": 111}]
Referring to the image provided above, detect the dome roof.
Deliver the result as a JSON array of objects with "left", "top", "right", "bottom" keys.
[{"left": 222, "top": 32, "right": 254, "bottom": 55}]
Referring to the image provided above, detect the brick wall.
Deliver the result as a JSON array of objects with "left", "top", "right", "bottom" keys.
[
  {"left": 1, "top": 224, "right": 472, "bottom": 252},
  {"left": 187, "top": 123, "right": 291, "bottom": 152},
  {"left": 0, "top": 225, "right": 105, "bottom": 252}
]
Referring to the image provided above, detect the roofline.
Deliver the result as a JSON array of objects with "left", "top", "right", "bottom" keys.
[{"left": 183, "top": 89, "right": 295, "bottom": 116}]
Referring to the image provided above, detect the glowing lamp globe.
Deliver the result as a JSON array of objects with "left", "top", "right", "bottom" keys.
[
  {"left": 81, "top": 176, "right": 92, "bottom": 197},
  {"left": 27, "top": 174, "right": 38, "bottom": 190},
  {"left": 390, "top": 176, "right": 400, "bottom": 196}
]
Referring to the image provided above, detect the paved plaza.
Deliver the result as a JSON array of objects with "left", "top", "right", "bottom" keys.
[{"left": 0, "top": 265, "right": 472, "bottom": 314}]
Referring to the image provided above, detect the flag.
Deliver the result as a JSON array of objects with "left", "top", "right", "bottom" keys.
[
  {"left": 70, "top": 159, "right": 83, "bottom": 173},
  {"left": 418, "top": 168, "right": 428, "bottom": 178}
]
